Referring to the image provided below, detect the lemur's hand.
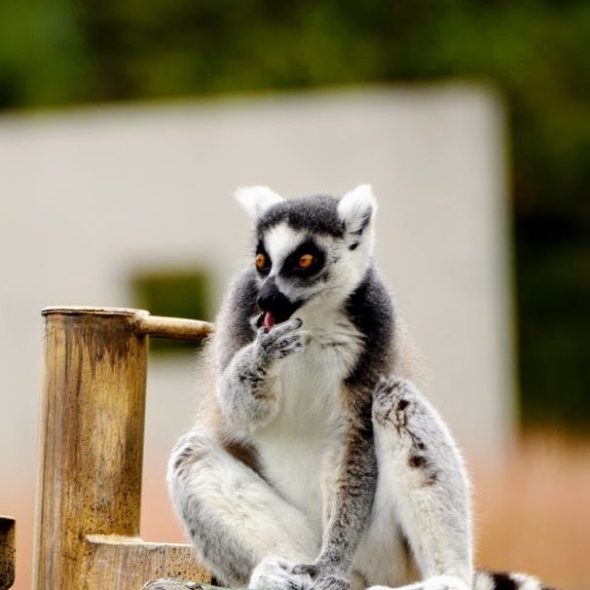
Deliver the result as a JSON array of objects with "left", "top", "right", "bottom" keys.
[
  {"left": 256, "top": 317, "right": 309, "bottom": 363},
  {"left": 291, "top": 564, "right": 350, "bottom": 590},
  {"left": 250, "top": 556, "right": 312, "bottom": 590}
]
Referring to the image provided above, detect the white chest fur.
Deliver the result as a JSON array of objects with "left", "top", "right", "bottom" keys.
[{"left": 253, "top": 309, "right": 364, "bottom": 531}]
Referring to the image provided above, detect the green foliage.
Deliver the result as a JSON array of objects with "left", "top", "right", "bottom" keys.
[
  {"left": 1, "top": 0, "right": 588, "bottom": 429},
  {"left": 132, "top": 269, "right": 210, "bottom": 353}
]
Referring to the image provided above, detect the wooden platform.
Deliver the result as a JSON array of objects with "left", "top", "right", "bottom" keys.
[{"left": 0, "top": 517, "right": 15, "bottom": 590}]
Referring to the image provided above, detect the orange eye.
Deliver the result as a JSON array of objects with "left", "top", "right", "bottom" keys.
[
  {"left": 298, "top": 254, "right": 314, "bottom": 269},
  {"left": 256, "top": 253, "right": 267, "bottom": 270}
]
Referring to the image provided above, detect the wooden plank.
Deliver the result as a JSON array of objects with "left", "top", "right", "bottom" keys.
[
  {"left": 85, "top": 536, "right": 209, "bottom": 590},
  {"left": 142, "top": 581, "right": 219, "bottom": 590},
  {"left": 0, "top": 517, "right": 15, "bottom": 590}
]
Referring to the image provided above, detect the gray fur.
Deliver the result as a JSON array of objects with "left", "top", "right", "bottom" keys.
[
  {"left": 289, "top": 270, "right": 392, "bottom": 588},
  {"left": 168, "top": 187, "right": 554, "bottom": 590},
  {"left": 257, "top": 195, "right": 344, "bottom": 238},
  {"left": 344, "top": 267, "right": 394, "bottom": 392},
  {"left": 292, "top": 424, "right": 378, "bottom": 589},
  {"left": 169, "top": 432, "right": 258, "bottom": 585},
  {"left": 215, "top": 268, "right": 259, "bottom": 371},
  {"left": 218, "top": 317, "right": 308, "bottom": 430},
  {"left": 371, "top": 377, "right": 471, "bottom": 581}
]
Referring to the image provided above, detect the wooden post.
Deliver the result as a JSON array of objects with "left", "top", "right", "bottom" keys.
[
  {"left": 0, "top": 516, "right": 15, "bottom": 590},
  {"left": 34, "top": 307, "right": 212, "bottom": 590}
]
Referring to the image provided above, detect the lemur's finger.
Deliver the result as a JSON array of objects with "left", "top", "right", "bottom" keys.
[
  {"left": 259, "top": 317, "right": 303, "bottom": 344},
  {"left": 276, "top": 333, "right": 300, "bottom": 348},
  {"left": 273, "top": 316, "right": 303, "bottom": 335},
  {"left": 271, "top": 330, "right": 308, "bottom": 358}
]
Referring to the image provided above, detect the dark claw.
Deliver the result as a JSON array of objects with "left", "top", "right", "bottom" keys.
[{"left": 291, "top": 563, "right": 319, "bottom": 577}]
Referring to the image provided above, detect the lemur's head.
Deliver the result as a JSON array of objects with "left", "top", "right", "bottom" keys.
[{"left": 235, "top": 185, "right": 377, "bottom": 328}]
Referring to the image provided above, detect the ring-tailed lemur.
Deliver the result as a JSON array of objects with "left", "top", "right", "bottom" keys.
[{"left": 169, "top": 186, "right": 555, "bottom": 590}]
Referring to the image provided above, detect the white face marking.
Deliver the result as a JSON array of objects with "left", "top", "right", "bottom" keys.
[
  {"left": 259, "top": 220, "right": 374, "bottom": 314},
  {"left": 264, "top": 223, "right": 306, "bottom": 277}
]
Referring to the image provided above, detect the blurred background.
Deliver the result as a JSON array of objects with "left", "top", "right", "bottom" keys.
[{"left": 0, "top": 2, "right": 588, "bottom": 589}]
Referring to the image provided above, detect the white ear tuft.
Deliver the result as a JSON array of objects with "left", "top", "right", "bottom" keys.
[
  {"left": 337, "top": 184, "right": 377, "bottom": 237},
  {"left": 234, "top": 186, "right": 284, "bottom": 219}
]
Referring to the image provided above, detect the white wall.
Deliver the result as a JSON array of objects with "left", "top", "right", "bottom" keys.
[{"left": 0, "top": 86, "right": 514, "bottom": 588}]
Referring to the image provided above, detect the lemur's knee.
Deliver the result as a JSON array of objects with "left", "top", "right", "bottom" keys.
[
  {"left": 372, "top": 377, "right": 440, "bottom": 486},
  {"left": 168, "top": 430, "right": 215, "bottom": 484},
  {"left": 372, "top": 376, "right": 420, "bottom": 430}
]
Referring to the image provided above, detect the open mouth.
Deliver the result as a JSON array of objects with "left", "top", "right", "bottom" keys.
[
  {"left": 262, "top": 311, "right": 275, "bottom": 330},
  {"left": 256, "top": 302, "right": 302, "bottom": 330},
  {"left": 256, "top": 310, "right": 284, "bottom": 329}
]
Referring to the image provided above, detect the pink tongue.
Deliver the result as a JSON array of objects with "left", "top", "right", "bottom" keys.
[{"left": 263, "top": 311, "right": 275, "bottom": 329}]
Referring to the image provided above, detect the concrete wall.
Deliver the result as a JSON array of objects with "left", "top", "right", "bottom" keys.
[{"left": 0, "top": 86, "right": 513, "bottom": 588}]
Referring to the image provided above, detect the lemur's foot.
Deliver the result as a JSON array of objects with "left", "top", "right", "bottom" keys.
[
  {"left": 291, "top": 563, "right": 350, "bottom": 590},
  {"left": 310, "top": 575, "right": 350, "bottom": 590},
  {"left": 250, "top": 556, "right": 313, "bottom": 590}
]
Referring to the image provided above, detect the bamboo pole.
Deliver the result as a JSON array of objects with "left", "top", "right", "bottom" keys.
[
  {"left": 134, "top": 314, "right": 213, "bottom": 341},
  {"left": 34, "top": 307, "right": 211, "bottom": 590}
]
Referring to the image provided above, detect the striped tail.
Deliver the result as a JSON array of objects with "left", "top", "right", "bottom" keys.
[{"left": 474, "top": 570, "right": 557, "bottom": 590}]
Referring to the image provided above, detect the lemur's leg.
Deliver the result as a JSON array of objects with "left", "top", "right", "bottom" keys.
[
  {"left": 169, "top": 429, "right": 319, "bottom": 589},
  {"left": 369, "top": 377, "right": 473, "bottom": 590}
]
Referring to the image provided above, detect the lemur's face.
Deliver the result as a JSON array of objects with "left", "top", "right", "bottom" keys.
[{"left": 235, "top": 185, "right": 377, "bottom": 327}]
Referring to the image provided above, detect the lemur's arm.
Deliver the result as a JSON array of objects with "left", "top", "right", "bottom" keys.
[
  {"left": 217, "top": 317, "right": 306, "bottom": 429},
  {"left": 293, "top": 270, "right": 394, "bottom": 590},
  {"left": 293, "top": 412, "right": 377, "bottom": 590},
  {"left": 214, "top": 269, "right": 309, "bottom": 430}
]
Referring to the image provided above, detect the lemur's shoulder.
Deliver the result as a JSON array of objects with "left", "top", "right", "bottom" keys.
[
  {"left": 344, "top": 266, "right": 422, "bottom": 390},
  {"left": 215, "top": 268, "right": 258, "bottom": 370},
  {"left": 344, "top": 266, "right": 394, "bottom": 391}
]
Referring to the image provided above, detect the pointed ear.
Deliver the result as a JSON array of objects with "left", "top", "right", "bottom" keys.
[
  {"left": 234, "top": 186, "right": 284, "bottom": 219},
  {"left": 337, "top": 185, "right": 377, "bottom": 245}
]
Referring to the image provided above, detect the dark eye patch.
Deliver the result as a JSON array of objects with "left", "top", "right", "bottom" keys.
[
  {"left": 280, "top": 238, "right": 325, "bottom": 277},
  {"left": 255, "top": 241, "right": 271, "bottom": 275}
]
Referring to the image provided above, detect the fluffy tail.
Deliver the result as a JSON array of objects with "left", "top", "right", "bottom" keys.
[{"left": 474, "top": 570, "right": 557, "bottom": 590}]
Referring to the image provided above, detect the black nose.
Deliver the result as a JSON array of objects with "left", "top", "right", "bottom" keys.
[
  {"left": 256, "top": 278, "right": 303, "bottom": 324},
  {"left": 257, "top": 278, "right": 280, "bottom": 311}
]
